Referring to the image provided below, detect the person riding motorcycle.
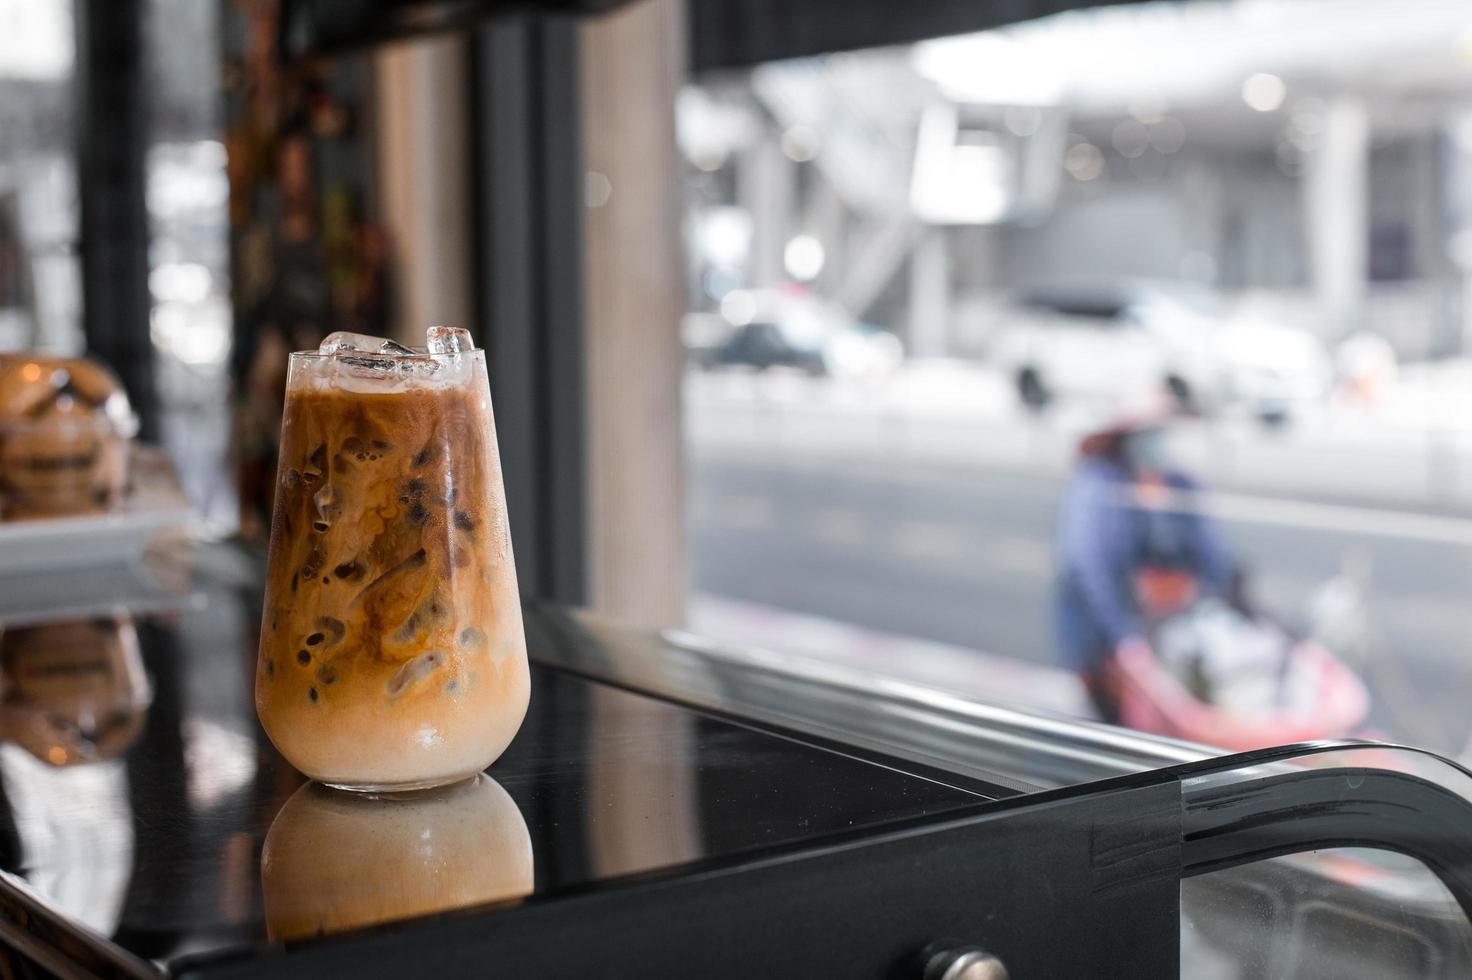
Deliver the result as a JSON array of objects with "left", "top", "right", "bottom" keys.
[{"left": 1053, "top": 415, "right": 1236, "bottom": 722}]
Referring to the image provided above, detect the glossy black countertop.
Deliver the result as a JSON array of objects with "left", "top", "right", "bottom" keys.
[{"left": 0, "top": 545, "right": 995, "bottom": 977}]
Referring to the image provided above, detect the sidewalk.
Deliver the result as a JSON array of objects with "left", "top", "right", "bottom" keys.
[
  {"left": 687, "top": 360, "right": 1472, "bottom": 515},
  {"left": 687, "top": 592, "right": 1094, "bottom": 720}
]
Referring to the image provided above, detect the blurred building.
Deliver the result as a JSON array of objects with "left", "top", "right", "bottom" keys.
[{"left": 682, "top": 2, "right": 1472, "bottom": 363}]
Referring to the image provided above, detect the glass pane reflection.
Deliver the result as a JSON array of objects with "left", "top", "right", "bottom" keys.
[
  {"left": 1181, "top": 743, "right": 1472, "bottom": 978},
  {"left": 0, "top": 746, "right": 133, "bottom": 937},
  {"left": 1183, "top": 847, "right": 1472, "bottom": 979}
]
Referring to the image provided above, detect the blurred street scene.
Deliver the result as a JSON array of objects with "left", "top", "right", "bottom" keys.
[
  {"left": 680, "top": 0, "right": 1472, "bottom": 755},
  {"left": 687, "top": 364, "right": 1472, "bottom": 753}
]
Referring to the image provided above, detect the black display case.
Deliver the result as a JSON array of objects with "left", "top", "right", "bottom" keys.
[{"left": 0, "top": 547, "right": 1469, "bottom": 979}]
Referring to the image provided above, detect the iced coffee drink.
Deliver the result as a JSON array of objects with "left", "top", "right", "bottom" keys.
[
  {"left": 255, "top": 327, "right": 529, "bottom": 791},
  {"left": 261, "top": 775, "right": 533, "bottom": 940}
]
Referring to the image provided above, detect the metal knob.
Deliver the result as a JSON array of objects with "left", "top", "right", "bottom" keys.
[{"left": 922, "top": 943, "right": 1010, "bottom": 980}]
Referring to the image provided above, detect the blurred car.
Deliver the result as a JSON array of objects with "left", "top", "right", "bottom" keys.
[
  {"left": 990, "top": 281, "right": 1331, "bottom": 422},
  {"left": 694, "top": 289, "right": 903, "bottom": 378},
  {"left": 703, "top": 321, "right": 827, "bottom": 375}
]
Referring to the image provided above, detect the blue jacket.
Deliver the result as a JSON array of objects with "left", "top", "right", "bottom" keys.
[{"left": 1053, "top": 457, "right": 1234, "bottom": 672}]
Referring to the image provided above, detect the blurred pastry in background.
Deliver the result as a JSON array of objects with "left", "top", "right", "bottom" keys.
[{"left": 0, "top": 356, "right": 139, "bottom": 520}]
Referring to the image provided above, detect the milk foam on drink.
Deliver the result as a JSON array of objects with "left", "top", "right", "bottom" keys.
[{"left": 255, "top": 328, "right": 529, "bottom": 791}]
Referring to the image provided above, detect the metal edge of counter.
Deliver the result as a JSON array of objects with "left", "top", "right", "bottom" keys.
[
  {"left": 527, "top": 604, "right": 1215, "bottom": 793},
  {"left": 0, "top": 870, "right": 159, "bottom": 980}
]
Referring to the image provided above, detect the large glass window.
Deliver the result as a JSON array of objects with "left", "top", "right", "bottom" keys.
[
  {"left": 680, "top": 0, "right": 1472, "bottom": 756},
  {"left": 146, "top": 0, "right": 234, "bottom": 528},
  {"left": 0, "top": 0, "right": 81, "bottom": 356}
]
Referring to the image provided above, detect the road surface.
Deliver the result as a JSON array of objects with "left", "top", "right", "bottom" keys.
[{"left": 687, "top": 368, "right": 1472, "bottom": 755}]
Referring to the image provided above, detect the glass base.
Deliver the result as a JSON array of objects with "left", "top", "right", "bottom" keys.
[{"left": 320, "top": 772, "right": 479, "bottom": 797}]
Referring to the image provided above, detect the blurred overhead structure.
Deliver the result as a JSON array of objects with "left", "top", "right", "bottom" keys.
[
  {"left": 913, "top": 0, "right": 1472, "bottom": 119},
  {"left": 1304, "top": 99, "right": 1369, "bottom": 338},
  {"left": 683, "top": 0, "right": 1472, "bottom": 356},
  {"left": 740, "top": 57, "right": 924, "bottom": 328}
]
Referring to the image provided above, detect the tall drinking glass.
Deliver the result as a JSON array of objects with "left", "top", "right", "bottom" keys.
[{"left": 255, "top": 327, "right": 529, "bottom": 792}]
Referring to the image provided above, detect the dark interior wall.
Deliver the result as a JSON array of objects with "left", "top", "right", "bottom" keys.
[
  {"left": 75, "top": 0, "right": 157, "bottom": 440},
  {"left": 468, "top": 17, "right": 587, "bottom": 604}
]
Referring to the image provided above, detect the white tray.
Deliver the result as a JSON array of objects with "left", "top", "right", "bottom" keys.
[
  {"left": 0, "top": 507, "right": 189, "bottom": 576},
  {"left": 0, "top": 444, "right": 194, "bottom": 576},
  {"left": 0, "top": 550, "right": 199, "bottom": 626}
]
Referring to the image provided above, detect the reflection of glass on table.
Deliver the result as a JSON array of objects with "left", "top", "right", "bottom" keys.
[{"left": 261, "top": 775, "right": 533, "bottom": 941}]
